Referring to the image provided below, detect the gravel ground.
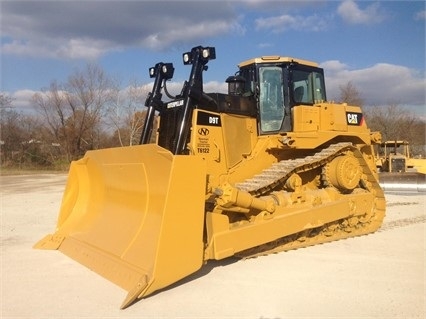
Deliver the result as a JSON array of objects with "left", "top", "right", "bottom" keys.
[{"left": 1, "top": 173, "right": 425, "bottom": 319}]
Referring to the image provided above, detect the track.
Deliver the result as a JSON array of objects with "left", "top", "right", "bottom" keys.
[
  {"left": 235, "top": 142, "right": 386, "bottom": 259},
  {"left": 238, "top": 214, "right": 425, "bottom": 259},
  {"left": 236, "top": 142, "right": 354, "bottom": 195}
]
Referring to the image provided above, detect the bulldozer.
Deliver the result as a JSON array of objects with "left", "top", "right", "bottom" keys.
[
  {"left": 376, "top": 140, "right": 426, "bottom": 192},
  {"left": 35, "top": 46, "right": 386, "bottom": 309}
]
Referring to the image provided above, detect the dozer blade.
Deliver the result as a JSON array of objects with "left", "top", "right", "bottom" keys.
[
  {"left": 34, "top": 144, "right": 206, "bottom": 308},
  {"left": 379, "top": 172, "right": 426, "bottom": 193}
]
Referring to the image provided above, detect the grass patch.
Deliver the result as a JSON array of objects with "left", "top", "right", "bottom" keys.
[{"left": 0, "top": 166, "right": 69, "bottom": 176}]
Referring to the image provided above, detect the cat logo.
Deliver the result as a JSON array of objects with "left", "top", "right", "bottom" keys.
[
  {"left": 198, "top": 128, "right": 210, "bottom": 136},
  {"left": 346, "top": 112, "right": 363, "bottom": 126}
]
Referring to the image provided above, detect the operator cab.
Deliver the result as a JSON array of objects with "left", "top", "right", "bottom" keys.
[
  {"left": 141, "top": 46, "right": 328, "bottom": 155},
  {"left": 238, "top": 56, "right": 327, "bottom": 134}
]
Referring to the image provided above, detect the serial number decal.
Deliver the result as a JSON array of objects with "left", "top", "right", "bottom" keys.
[
  {"left": 197, "top": 111, "right": 221, "bottom": 126},
  {"left": 197, "top": 128, "right": 211, "bottom": 154},
  {"left": 346, "top": 112, "right": 363, "bottom": 126},
  {"left": 197, "top": 147, "right": 210, "bottom": 153}
]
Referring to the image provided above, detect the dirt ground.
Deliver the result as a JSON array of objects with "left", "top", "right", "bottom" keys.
[{"left": 1, "top": 173, "right": 425, "bottom": 319}]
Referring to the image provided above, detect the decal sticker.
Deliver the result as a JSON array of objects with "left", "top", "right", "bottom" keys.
[
  {"left": 198, "top": 127, "right": 210, "bottom": 136},
  {"left": 167, "top": 99, "right": 184, "bottom": 109},
  {"left": 346, "top": 112, "right": 363, "bottom": 126},
  {"left": 197, "top": 111, "right": 221, "bottom": 126},
  {"left": 197, "top": 126, "right": 211, "bottom": 154},
  {"left": 197, "top": 134, "right": 210, "bottom": 153}
]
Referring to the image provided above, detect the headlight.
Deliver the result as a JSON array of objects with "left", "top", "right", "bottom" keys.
[
  {"left": 203, "top": 47, "right": 216, "bottom": 60},
  {"left": 162, "top": 63, "right": 174, "bottom": 79},
  {"left": 182, "top": 46, "right": 216, "bottom": 65},
  {"left": 149, "top": 63, "right": 174, "bottom": 79},
  {"left": 149, "top": 67, "right": 156, "bottom": 78},
  {"left": 202, "top": 49, "right": 210, "bottom": 58},
  {"left": 183, "top": 52, "right": 191, "bottom": 65}
]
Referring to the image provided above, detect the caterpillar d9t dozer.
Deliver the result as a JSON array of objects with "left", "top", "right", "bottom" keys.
[{"left": 35, "top": 46, "right": 386, "bottom": 309}]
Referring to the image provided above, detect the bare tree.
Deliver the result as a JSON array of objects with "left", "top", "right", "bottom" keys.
[
  {"left": 65, "top": 64, "right": 114, "bottom": 155},
  {"left": 365, "top": 103, "right": 425, "bottom": 156},
  {"left": 17, "top": 116, "right": 49, "bottom": 166},
  {"left": 366, "top": 104, "right": 412, "bottom": 140},
  {"left": 0, "top": 94, "right": 48, "bottom": 167},
  {"left": 0, "top": 93, "right": 14, "bottom": 110},
  {"left": 106, "top": 81, "right": 150, "bottom": 146},
  {"left": 33, "top": 64, "right": 115, "bottom": 161},
  {"left": 338, "top": 81, "right": 364, "bottom": 106},
  {"left": 32, "top": 81, "right": 69, "bottom": 159},
  {"left": 0, "top": 97, "right": 22, "bottom": 165}
]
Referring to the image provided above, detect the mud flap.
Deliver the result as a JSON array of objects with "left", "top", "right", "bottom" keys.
[{"left": 34, "top": 144, "right": 206, "bottom": 308}]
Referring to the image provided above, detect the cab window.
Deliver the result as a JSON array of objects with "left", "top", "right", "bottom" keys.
[
  {"left": 292, "top": 70, "right": 326, "bottom": 105},
  {"left": 259, "top": 67, "right": 285, "bottom": 132}
]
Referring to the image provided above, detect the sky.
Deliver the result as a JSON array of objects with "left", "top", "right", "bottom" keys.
[{"left": 1, "top": 0, "right": 425, "bottom": 115}]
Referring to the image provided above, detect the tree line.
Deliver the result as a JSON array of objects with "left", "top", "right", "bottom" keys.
[
  {"left": 1, "top": 66, "right": 425, "bottom": 169},
  {"left": 1, "top": 64, "right": 152, "bottom": 169}
]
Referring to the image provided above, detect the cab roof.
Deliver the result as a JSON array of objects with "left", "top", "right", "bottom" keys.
[
  {"left": 238, "top": 56, "right": 318, "bottom": 68},
  {"left": 381, "top": 140, "right": 409, "bottom": 146}
]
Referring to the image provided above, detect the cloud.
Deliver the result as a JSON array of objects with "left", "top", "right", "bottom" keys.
[
  {"left": 204, "top": 81, "right": 228, "bottom": 94},
  {"left": 238, "top": 0, "right": 325, "bottom": 12},
  {"left": 414, "top": 10, "right": 426, "bottom": 21},
  {"left": 141, "top": 20, "right": 245, "bottom": 51},
  {"left": 321, "top": 61, "right": 426, "bottom": 109},
  {"left": 257, "top": 42, "right": 274, "bottom": 49},
  {"left": 337, "top": 0, "right": 385, "bottom": 25},
  {"left": 2, "top": 38, "right": 119, "bottom": 60},
  {"left": 8, "top": 90, "right": 39, "bottom": 112},
  {"left": 1, "top": 1, "right": 243, "bottom": 59},
  {"left": 255, "top": 13, "right": 329, "bottom": 32}
]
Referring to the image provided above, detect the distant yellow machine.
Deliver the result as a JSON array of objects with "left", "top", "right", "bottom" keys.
[
  {"left": 35, "top": 46, "right": 386, "bottom": 309},
  {"left": 376, "top": 140, "right": 426, "bottom": 192},
  {"left": 376, "top": 140, "right": 426, "bottom": 174}
]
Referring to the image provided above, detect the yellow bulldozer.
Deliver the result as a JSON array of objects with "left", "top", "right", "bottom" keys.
[
  {"left": 376, "top": 140, "right": 426, "bottom": 192},
  {"left": 35, "top": 46, "right": 386, "bottom": 309}
]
